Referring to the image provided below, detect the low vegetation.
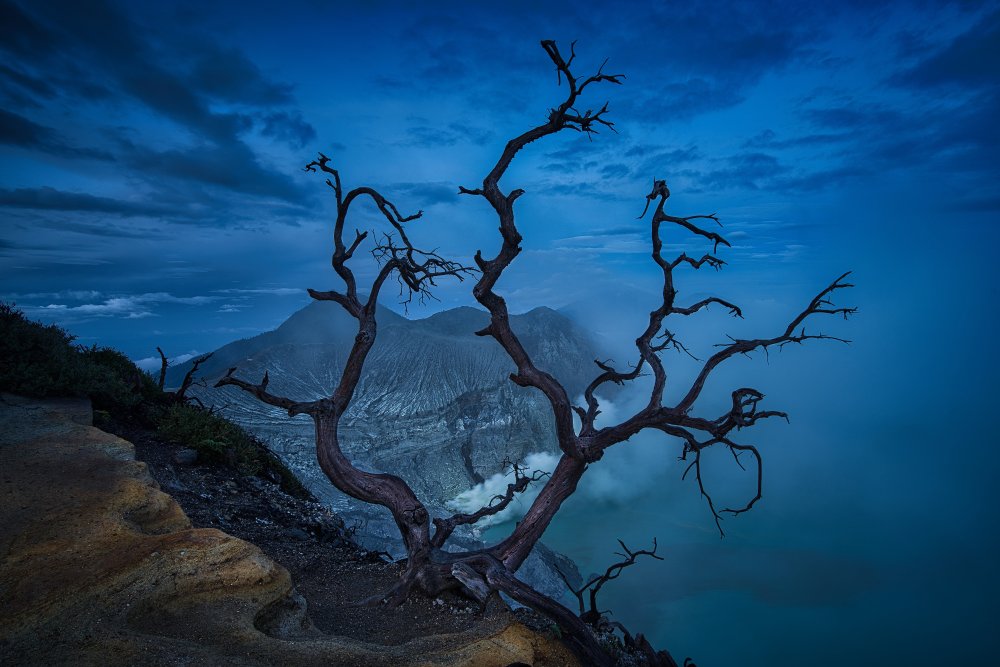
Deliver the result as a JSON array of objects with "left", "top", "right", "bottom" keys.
[
  {"left": 0, "top": 302, "right": 159, "bottom": 412},
  {"left": 0, "top": 301, "right": 307, "bottom": 497},
  {"left": 156, "top": 401, "right": 308, "bottom": 493}
]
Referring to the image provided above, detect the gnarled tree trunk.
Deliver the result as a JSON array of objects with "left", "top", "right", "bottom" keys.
[{"left": 217, "top": 40, "right": 853, "bottom": 666}]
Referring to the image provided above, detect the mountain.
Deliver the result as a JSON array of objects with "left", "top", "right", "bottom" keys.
[{"left": 170, "top": 301, "right": 607, "bottom": 508}]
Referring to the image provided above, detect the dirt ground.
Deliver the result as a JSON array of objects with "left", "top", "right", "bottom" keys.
[{"left": 108, "top": 418, "right": 559, "bottom": 647}]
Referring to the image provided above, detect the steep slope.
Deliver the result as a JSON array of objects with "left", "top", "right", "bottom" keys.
[{"left": 170, "top": 301, "right": 606, "bottom": 506}]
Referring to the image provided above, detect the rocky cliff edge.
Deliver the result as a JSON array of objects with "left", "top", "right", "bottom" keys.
[{"left": 0, "top": 394, "right": 577, "bottom": 666}]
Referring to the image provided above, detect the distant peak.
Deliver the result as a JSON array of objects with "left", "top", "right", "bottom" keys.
[{"left": 519, "top": 305, "right": 560, "bottom": 317}]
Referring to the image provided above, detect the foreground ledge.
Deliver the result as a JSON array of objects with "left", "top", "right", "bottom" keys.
[{"left": 0, "top": 394, "right": 577, "bottom": 666}]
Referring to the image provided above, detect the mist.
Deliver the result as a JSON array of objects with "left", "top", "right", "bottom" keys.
[{"left": 461, "top": 212, "right": 1000, "bottom": 666}]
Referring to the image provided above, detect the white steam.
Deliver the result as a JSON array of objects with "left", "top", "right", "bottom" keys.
[
  {"left": 447, "top": 451, "right": 561, "bottom": 530},
  {"left": 447, "top": 393, "right": 682, "bottom": 529}
]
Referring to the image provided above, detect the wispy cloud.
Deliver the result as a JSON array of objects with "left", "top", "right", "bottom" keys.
[
  {"left": 402, "top": 120, "right": 495, "bottom": 147},
  {"left": 0, "top": 0, "right": 314, "bottom": 209},
  {"left": 0, "top": 108, "right": 113, "bottom": 159},
  {"left": 22, "top": 292, "right": 217, "bottom": 322},
  {"left": 212, "top": 287, "right": 303, "bottom": 296}
]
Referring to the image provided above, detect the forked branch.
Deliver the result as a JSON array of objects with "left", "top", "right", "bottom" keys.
[
  {"left": 676, "top": 272, "right": 856, "bottom": 414},
  {"left": 372, "top": 233, "right": 477, "bottom": 308},
  {"left": 215, "top": 367, "right": 318, "bottom": 416},
  {"left": 431, "top": 457, "right": 549, "bottom": 548},
  {"left": 176, "top": 352, "right": 213, "bottom": 402},
  {"left": 558, "top": 538, "right": 664, "bottom": 626}
]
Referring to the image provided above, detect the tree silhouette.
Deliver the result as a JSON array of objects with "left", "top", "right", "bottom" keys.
[{"left": 217, "top": 41, "right": 854, "bottom": 666}]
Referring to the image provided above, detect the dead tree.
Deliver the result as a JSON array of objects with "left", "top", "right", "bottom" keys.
[
  {"left": 216, "top": 41, "right": 854, "bottom": 666},
  {"left": 156, "top": 347, "right": 168, "bottom": 390},
  {"left": 157, "top": 349, "right": 213, "bottom": 404},
  {"left": 559, "top": 539, "right": 664, "bottom": 629}
]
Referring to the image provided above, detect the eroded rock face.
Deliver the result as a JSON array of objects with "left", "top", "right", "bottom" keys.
[
  {"left": 0, "top": 395, "right": 578, "bottom": 666},
  {"left": 170, "top": 303, "right": 604, "bottom": 504}
]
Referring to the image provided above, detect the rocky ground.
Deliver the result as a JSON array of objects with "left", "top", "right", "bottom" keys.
[
  {"left": 110, "top": 418, "right": 675, "bottom": 667},
  {"left": 107, "top": 416, "right": 559, "bottom": 646},
  {"left": 0, "top": 394, "right": 579, "bottom": 666}
]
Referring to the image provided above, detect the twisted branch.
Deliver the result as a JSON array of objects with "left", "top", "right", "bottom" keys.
[
  {"left": 371, "top": 233, "right": 476, "bottom": 308},
  {"left": 431, "top": 457, "right": 550, "bottom": 548},
  {"left": 214, "top": 368, "right": 318, "bottom": 416},
  {"left": 558, "top": 538, "right": 664, "bottom": 625},
  {"left": 676, "top": 272, "right": 855, "bottom": 414},
  {"left": 176, "top": 352, "right": 213, "bottom": 402}
]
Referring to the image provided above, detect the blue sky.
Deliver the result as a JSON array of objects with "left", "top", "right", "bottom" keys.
[
  {"left": 2, "top": 2, "right": 999, "bottom": 663},
  {"left": 2, "top": 0, "right": 996, "bottom": 365}
]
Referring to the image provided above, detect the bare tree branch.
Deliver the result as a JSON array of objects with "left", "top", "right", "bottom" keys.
[
  {"left": 431, "top": 457, "right": 549, "bottom": 548},
  {"left": 156, "top": 346, "right": 168, "bottom": 390},
  {"left": 214, "top": 367, "right": 317, "bottom": 416},
  {"left": 175, "top": 352, "right": 212, "bottom": 402},
  {"left": 675, "top": 272, "right": 856, "bottom": 414},
  {"left": 559, "top": 538, "right": 664, "bottom": 625},
  {"left": 671, "top": 252, "right": 725, "bottom": 270},
  {"left": 371, "top": 233, "right": 477, "bottom": 309},
  {"left": 224, "top": 41, "right": 852, "bottom": 667},
  {"left": 672, "top": 297, "right": 743, "bottom": 318}
]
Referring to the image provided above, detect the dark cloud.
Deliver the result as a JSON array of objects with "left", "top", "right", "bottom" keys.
[
  {"left": 544, "top": 141, "right": 598, "bottom": 161},
  {"left": 698, "top": 152, "right": 788, "bottom": 191},
  {"left": 539, "top": 158, "right": 601, "bottom": 174},
  {"left": 0, "top": 108, "right": 56, "bottom": 147},
  {"left": 539, "top": 179, "right": 624, "bottom": 201},
  {"left": 189, "top": 46, "right": 294, "bottom": 105},
  {"left": 535, "top": 142, "right": 696, "bottom": 186},
  {"left": 0, "top": 182, "right": 311, "bottom": 232},
  {"left": 628, "top": 78, "right": 746, "bottom": 122},
  {"left": 624, "top": 145, "right": 650, "bottom": 157},
  {"left": 0, "top": 186, "right": 225, "bottom": 231},
  {"left": 0, "top": 0, "right": 317, "bottom": 210},
  {"left": 393, "top": 15, "right": 527, "bottom": 90},
  {"left": 893, "top": 9, "right": 1000, "bottom": 90},
  {"left": 909, "top": 88, "right": 1000, "bottom": 175},
  {"left": 618, "top": 2, "right": 809, "bottom": 122},
  {"left": 0, "top": 64, "right": 55, "bottom": 104},
  {"left": 405, "top": 126, "right": 458, "bottom": 147},
  {"left": 113, "top": 137, "right": 307, "bottom": 204},
  {"left": 534, "top": 137, "right": 617, "bottom": 174},
  {"left": 124, "top": 68, "right": 252, "bottom": 144},
  {"left": 635, "top": 146, "right": 702, "bottom": 178},
  {"left": 803, "top": 106, "right": 901, "bottom": 131},
  {"left": 0, "top": 186, "right": 170, "bottom": 217},
  {"left": 260, "top": 112, "right": 317, "bottom": 148},
  {"left": 0, "top": 108, "right": 114, "bottom": 159},
  {"left": 0, "top": 0, "right": 56, "bottom": 58},
  {"left": 587, "top": 225, "right": 644, "bottom": 237},
  {"left": 0, "top": 61, "right": 112, "bottom": 109},
  {"left": 36, "top": 219, "right": 170, "bottom": 241},
  {"left": 742, "top": 129, "right": 849, "bottom": 150},
  {"left": 797, "top": 86, "right": 999, "bottom": 194},
  {"left": 600, "top": 163, "right": 630, "bottom": 179},
  {"left": 772, "top": 164, "right": 868, "bottom": 192}
]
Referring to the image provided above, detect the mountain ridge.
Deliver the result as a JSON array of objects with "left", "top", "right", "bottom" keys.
[{"left": 170, "top": 299, "right": 608, "bottom": 504}]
